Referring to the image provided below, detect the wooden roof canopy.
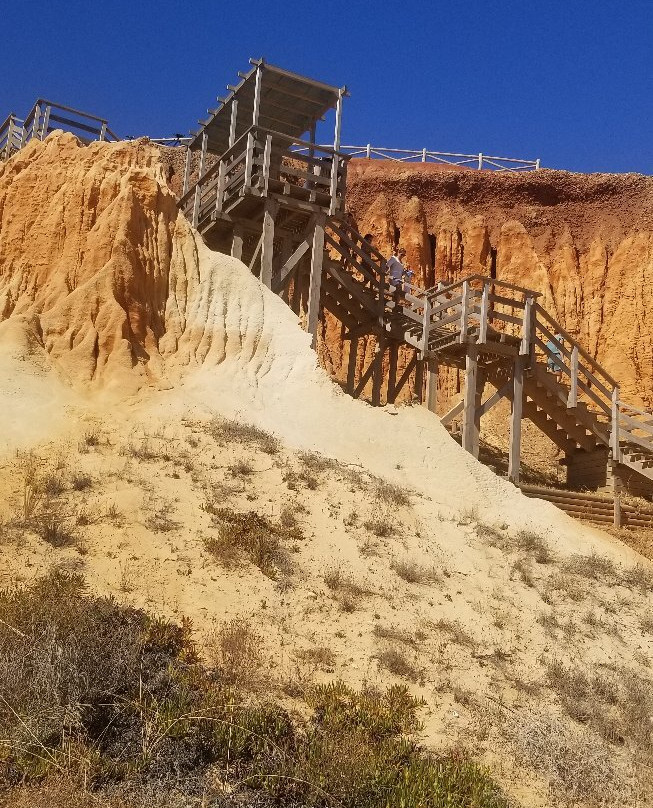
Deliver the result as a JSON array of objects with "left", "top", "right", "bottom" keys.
[{"left": 190, "top": 58, "right": 348, "bottom": 154}]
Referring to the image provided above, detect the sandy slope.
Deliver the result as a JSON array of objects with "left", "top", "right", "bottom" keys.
[{"left": 1, "top": 135, "right": 652, "bottom": 806}]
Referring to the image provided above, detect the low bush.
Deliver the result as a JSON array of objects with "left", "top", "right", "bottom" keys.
[
  {"left": 208, "top": 417, "right": 279, "bottom": 455},
  {"left": 391, "top": 557, "right": 440, "bottom": 584},
  {"left": 0, "top": 574, "right": 508, "bottom": 808}
]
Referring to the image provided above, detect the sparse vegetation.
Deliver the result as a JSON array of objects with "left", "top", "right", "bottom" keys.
[
  {"left": 374, "top": 623, "right": 420, "bottom": 647},
  {"left": 374, "top": 480, "right": 410, "bottom": 507},
  {"left": 561, "top": 551, "right": 618, "bottom": 582},
  {"left": 324, "top": 566, "right": 372, "bottom": 612},
  {"left": 208, "top": 417, "right": 280, "bottom": 454},
  {"left": 433, "top": 618, "right": 475, "bottom": 647},
  {"left": 377, "top": 647, "right": 422, "bottom": 682},
  {"left": 203, "top": 507, "right": 296, "bottom": 577},
  {"left": 363, "top": 515, "right": 394, "bottom": 537},
  {"left": 0, "top": 574, "right": 508, "bottom": 808},
  {"left": 207, "top": 617, "right": 264, "bottom": 687},
  {"left": 71, "top": 473, "right": 93, "bottom": 491},
  {"left": 391, "top": 557, "right": 441, "bottom": 584},
  {"left": 144, "top": 500, "right": 178, "bottom": 532}
]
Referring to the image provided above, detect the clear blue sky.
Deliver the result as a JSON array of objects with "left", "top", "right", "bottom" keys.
[{"left": 2, "top": 0, "right": 651, "bottom": 174}]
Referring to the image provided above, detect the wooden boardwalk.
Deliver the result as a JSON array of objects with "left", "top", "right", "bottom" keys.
[{"left": 163, "top": 60, "right": 653, "bottom": 516}]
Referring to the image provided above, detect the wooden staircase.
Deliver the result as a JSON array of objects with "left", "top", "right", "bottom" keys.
[{"left": 320, "top": 221, "right": 653, "bottom": 491}]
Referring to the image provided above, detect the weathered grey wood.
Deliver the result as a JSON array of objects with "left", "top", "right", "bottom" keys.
[
  {"left": 508, "top": 356, "right": 524, "bottom": 482},
  {"left": 414, "top": 358, "right": 425, "bottom": 403},
  {"left": 421, "top": 296, "right": 432, "bottom": 353},
  {"left": 612, "top": 462, "right": 622, "bottom": 528},
  {"left": 41, "top": 105, "right": 51, "bottom": 140},
  {"left": 248, "top": 232, "right": 264, "bottom": 271},
  {"left": 244, "top": 132, "right": 255, "bottom": 187},
  {"left": 387, "top": 342, "right": 399, "bottom": 404},
  {"left": 262, "top": 134, "right": 272, "bottom": 195},
  {"left": 347, "top": 337, "right": 358, "bottom": 393},
  {"left": 425, "top": 358, "right": 438, "bottom": 413},
  {"left": 479, "top": 378, "right": 512, "bottom": 417},
  {"left": 478, "top": 281, "right": 489, "bottom": 344},
  {"left": 462, "top": 342, "right": 479, "bottom": 457},
  {"left": 393, "top": 354, "right": 417, "bottom": 399},
  {"left": 459, "top": 281, "right": 470, "bottom": 344},
  {"left": 520, "top": 296, "right": 534, "bottom": 356},
  {"left": 260, "top": 200, "right": 277, "bottom": 288},
  {"left": 215, "top": 160, "right": 227, "bottom": 213},
  {"left": 306, "top": 215, "right": 325, "bottom": 347},
  {"left": 441, "top": 399, "right": 464, "bottom": 427},
  {"left": 372, "top": 341, "right": 385, "bottom": 405},
  {"left": 182, "top": 145, "right": 192, "bottom": 196},
  {"left": 274, "top": 239, "right": 311, "bottom": 291},
  {"left": 567, "top": 346, "right": 579, "bottom": 408},
  {"left": 229, "top": 99, "right": 238, "bottom": 147},
  {"left": 252, "top": 65, "right": 262, "bottom": 126},
  {"left": 231, "top": 224, "right": 244, "bottom": 261}
]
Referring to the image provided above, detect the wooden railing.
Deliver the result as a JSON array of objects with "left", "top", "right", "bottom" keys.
[
  {"left": 180, "top": 126, "right": 348, "bottom": 227},
  {"left": 0, "top": 113, "right": 24, "bottom": 161},
  {"left": 1, "top": 100, "right": 117, "bottom": 161},
  {"left": 296, "top": 144, "right": 540, "bottom": 171}
]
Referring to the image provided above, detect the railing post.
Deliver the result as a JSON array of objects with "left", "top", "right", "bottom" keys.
[
  {"left": 478, "top": 280, "right": 489, "bottom": 344},
  {"left": 535, "top": 158, "right": 541, "bottom": 170},
  {"left": 366, "top": 143, "right": 371, "bottom": 159},
  {"left": 611, "top": 386, "right": 621, "bottom": 463},
  {"left": 99, "top": 122, "right": 107, "bottom": 142},
  {"left": 520, "top": 295, "right": 534, "bottom": 357},
  {"left": 459, "top": 280, "right": 469, "bottom": 343},
  {"left": 421, "top": 148, "right": 427, "bottom": 163},
  {"left": 567, "top": 346, "right": 579, "bottom": 408},
  {"left": 478, "top": 152, "right": 483, "bottom": 170},
  {"left": 32, "top": 103, "right": 41, "bottom": 142},
  {"left": 421, "top": 296, "right": 431, "bottom": 353},
  {"left": 182, "top": 144, "right": 192, "bottom": 196},
  {"left": 215, "top": 159, "right": 227, "bottom": 213},
  {"left": 244, "top": 131, "right": 255, "bottom": 188},
  {"left": 40, "top": 105, "right": 51, "bottom": 141},
  {"left": 262, "top": 133, "right": 272, "bottom": 196},
  {"left": 329, "top": 155, "right": 340, "bottom": 216}
]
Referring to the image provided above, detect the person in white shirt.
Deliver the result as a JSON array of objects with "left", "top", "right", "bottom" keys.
[{"left": 386, "top": 249, "right": 407, "bottom": 301}]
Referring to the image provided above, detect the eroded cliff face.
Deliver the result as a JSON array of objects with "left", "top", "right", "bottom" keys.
[{"left": 322, "top": 160, "right": 653, "bottom": 407}]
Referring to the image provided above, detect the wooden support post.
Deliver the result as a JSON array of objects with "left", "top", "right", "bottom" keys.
[
  {"left": 260, "top": 200, "right": 277, "bottom": 288},
  {"left": 520, "top": 295, "right": 535, "bottom": 357},
  {"left": 387, "top": 342, "right": 399, "bottom": 404},
  {"left": 229, "top": 99, "right": 238, "bottom": 147},
  {"left": 425, "top": 358, "right": 438, "bottom": 413},
  {"left": 414, "top": 358, "right": 425, "bottom": 404},
  {"left": 33, "top": 103, "right": 41, "bottom": 141},
  {"left": 182, "top": 144, "right": 192, "bottom": 196},
  {"left": 244, "top": 131, "right": 254, "bottom": 188},
  {"left": 508, "top": 356, "right": 525, "bottom": 483},
  {"left": 421, "top": 296, "right": 431, "bottom": 353},
  {"left": 192, "top": 131, "right": 208, "bottom": 228},
  {"left": 478, "top": 281, "right": 489, "bottom": 344},
  {"left": 568, "top": 346, "right": 579, "bottom": 408},
  {"left": 611, "top": 386, "right": 621, "bottom": 462},
  {"left": 252, "top": 65, "right": 263, "bottom": 127},
  {"left": 347, "top": 337, "right": 358, "bottom": 393},
  {"left": 99, "top": 122, "right": 107, "bottom": 141},
  {"left": 41, "top": 105, "right": 51, "bottom": 141},
  {"left": 612, "top": 462, "right": 622, "bottom": 528},
  {"left": 231, "top": 224, "right": 244, "bottom": 261},
  {"left": 372, "top": 341, "right": 385, "bottom": 406},
  {"left": 462, "top": 343, "right": 480, "bottom": 458},
  {"left": 262, "top": 134, "right": 272, "bottom": 195},
  {"left": 459, "top": 280, "right": 469, "bottom": 344},
  {"left": 306, "top": 215, "right": 325, "bottom": 348}
]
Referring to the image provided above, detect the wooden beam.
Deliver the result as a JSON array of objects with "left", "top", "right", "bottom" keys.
[
  {"left": 567, "top": 345, "right": 579, "bottom": 408},
  {"left": 229, "top": 99, "right": 238, "bottom": 147},
  {"left": 182, "top": 145, "right": 192, "bottom": 196},
  {"left": 231, "top": 223, "right": 244, "bottom": 261},
  {"left": 260, "top": 200, "right": 277, "bottom": 288},
  {"left": 425, "top": 358, "right": 438, "bottom": 413},
  {"left": 387, "top": 342, "right": 399, "bottom": 404},
  {"left": 393, "top": 353, "right": 417, "bottom": 400},
  {"left": 414, "top": 358, "right": 425, "bottom": 404},
  {"left": 306, "top": 215, "right": 325, "bottom": 347},
  {"left": 252, "top": 65, "right": 263, "bottom": 127},
  {"left": 347, "top": 337, "right": 358, "bottom": 393},
  {"left": 441, "top": 399, "right": 464, "bottom": 428},
  {"left": 462, "top": 342, "right": 479, "bottom": 458},
  {"left": 478, "top": 378, "right": 512, "bottom": 418},
  {"left": 508, "top": 356, "right": 525, "bottom": 483},
  {"left": 459, "top": 280, "right": 470, "bottom": 344},
  {"left": 478, "top": 281, "right": 489, "bottom": 344},
  {"left": 248, "top": 232, "right": 264, "bottom": 271},
  {"left": 372, "top": 340, "right": 385, "bottom": 406}
]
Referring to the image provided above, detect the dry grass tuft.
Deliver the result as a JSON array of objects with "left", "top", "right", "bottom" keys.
[
  {"left": 363, "top": 515, "right": 394, "bottom": 538},
  {"left": 374, "top": 480, "right": 410, "bottom": 507},
  {"left": 433, "top": 618, "right": 475, "bottom": 646},
  {"left": 374, "top": 624, "right": 419, "bottom": 648},
  {"left": 207, "top": 617, "right": 264, "bottom": 687},
  {"left": 391, "top": 557, "right": 441, "bottom": 585},
  {"left": 324, "top": 566, "right": 372, "bottom": 612},
  {"left": 208, "top": 418, "right": 280, "bottom": 454},
  {"left": 561, "top": 551, "right": 618, "bottom": 582},
  {"left": 376, "top": 648, "right": 422, "bottom": 682}
]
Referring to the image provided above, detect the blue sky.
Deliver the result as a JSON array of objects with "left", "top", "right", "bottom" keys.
[{"left": 2, "top": 0, "right": 651, "bottom": 173}]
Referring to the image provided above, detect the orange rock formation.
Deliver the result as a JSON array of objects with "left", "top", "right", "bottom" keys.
[{"left": 323, "top": 159, "right": 653, "bottom": 407}]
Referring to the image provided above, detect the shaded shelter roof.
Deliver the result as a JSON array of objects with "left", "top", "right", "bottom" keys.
[{"left": 190, "top": 59, "right": 347, "bottom": 154}]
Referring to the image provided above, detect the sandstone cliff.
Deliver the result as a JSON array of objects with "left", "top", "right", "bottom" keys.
[{"left": 326, "top": 159, "right": 653, "bottom": 407}]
